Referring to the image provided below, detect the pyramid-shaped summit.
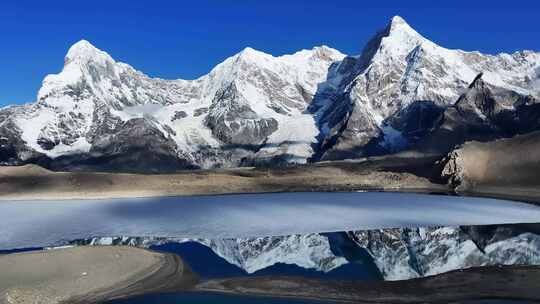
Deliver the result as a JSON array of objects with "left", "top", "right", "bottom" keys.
[{"left": 64, "top": 39, "right": 115, "bottom": 64}]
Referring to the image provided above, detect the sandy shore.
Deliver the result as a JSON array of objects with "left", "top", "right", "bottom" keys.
[
  {"left": 2, "top": 152, "right": 538, "bottom": 204},
  {"left": 2, "top": 246, "right": 538, "bottom": 304},
  {"left": 0, "top": 156, "right": 447, "bottom": 201},
  {"left": 198, "top": 265, "right": 540, "bottom": 303},
  {"left": 0, "top": 246, "right": 197, "bottom": 304}
]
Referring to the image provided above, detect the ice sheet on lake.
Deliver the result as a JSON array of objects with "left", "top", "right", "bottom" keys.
[{"left": 1, "top": 192, "right": 540, "bottom": 250}]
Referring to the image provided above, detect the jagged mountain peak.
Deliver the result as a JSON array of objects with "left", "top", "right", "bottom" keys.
[
  {"left": 389, "top": 15, "right": 407, "bottom": 25},
  {"left": 37, "top": 40, "right": 125, "bottom": 102},
  {"left": 469, "top": 72, "right": 485, "bottom": 89},
  {"left": 232, "top": 45, "right": 344, "bottom": 66},
  {"left": 3, "top": 17, "right": 540, "bottom": 170},
  {"left": 65, "top": 39, "right": 115, "bottom": 65},
  {"left": 387, "top": 15, "right": 416, "bottom": 34},
  {"left": 295, "top": 45, "right": 345, "bottom": 63},
  {"left": 379, "top": 15, "right": 427, "bottom": 55},
  {"left": 235, "top": 46, "right": 269, "bottom": 60},
  {"left": 313, "top": 45, "right": 335, "bottom": 51},
  {"left": 356, "top": 15, "right": 427, "bottom": 69}
]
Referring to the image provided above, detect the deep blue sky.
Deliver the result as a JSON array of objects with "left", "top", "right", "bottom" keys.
[{"left": 1, "top": 0, "right": 539, "bottom": 106}]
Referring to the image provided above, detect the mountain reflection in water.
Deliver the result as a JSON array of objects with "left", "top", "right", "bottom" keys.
[
  {"left": 4, "top": 222, "right": 540, "bottom": 304},
  {"left": 73, "top": 223, "right": 540, "bottom": 281}
]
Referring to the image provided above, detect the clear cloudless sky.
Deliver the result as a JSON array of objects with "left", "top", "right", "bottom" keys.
[{"left": 1, "top": 0, "right": 539, "bottom": 106}]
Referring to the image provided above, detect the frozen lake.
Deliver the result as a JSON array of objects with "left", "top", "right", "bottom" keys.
[{"left": 1, "top": 192, "right": 540, "bottom": 250}]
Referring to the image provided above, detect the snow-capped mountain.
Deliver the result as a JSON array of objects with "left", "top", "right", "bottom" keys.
[
  {"left": 313, "top": 16, "right": 540, "bottom": 159},
  {"left": 1, "top": 41, "right": 344, "bottom": 170},
  {"left": 1, "top": 16, "right": 539, "bottom": 171},
  {"left": 71, "top": 224, "right": 540, "bottom": 281}
]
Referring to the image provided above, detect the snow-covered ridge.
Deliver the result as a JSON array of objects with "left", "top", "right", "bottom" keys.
[
  {"left": 1, "top": 16, "right": 539, "bottom": 169},
  {"left": 314, "top": 16, "right": 540, "bottom": 159},
  {"left": 5, "top": 36, "right": 345, "bottom": 168}
]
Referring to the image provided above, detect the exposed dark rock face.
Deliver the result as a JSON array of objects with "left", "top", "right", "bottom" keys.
[
  {"left": 49, "top": 118, "right": 196, "bottom": 173},
  {"left": 87, "top": 102, "right": 124, "bottom": 144},
  {"left": 205, "top": 83, "right": 278, "bottom": 147},
  {"left": 417, "top": 74, "right": 540, "bottom": 154},
  {"left": 171, "top": 111, "right": 188, "bottom": 122},
  {"left": 193, "top": 107, "right": 208, "bottom": 117},
  {"left": 389, "top": 101, "right": 444, "bottom": 143},
  {"left": 440, "top": 149, "right": 466, "bottom": 190},
  {"left": 319, "top": 103, "right": 381, "bottom": 160},
  {"left": 0, "top": 107, "right": 45, "bottom": 165}
]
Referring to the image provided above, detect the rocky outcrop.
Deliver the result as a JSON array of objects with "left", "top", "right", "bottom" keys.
[
  {"left": 0, "top": 109, "right": 42, "bottom": 165},
  {"left": 417, "top": 74, "right": 540, "bottom": 154},
  {"left": 440, "top": 149, "right": 470, "bottom": 191},
  {"left": 441, "top": 131, "right": 540, "bottom": 197},
  {"left": 205, "top": 83, "right": 278, "bottom": 147}
]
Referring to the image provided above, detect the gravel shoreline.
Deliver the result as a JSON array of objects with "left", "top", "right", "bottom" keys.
[
  {"left": 0, "top": 246, "right": 198, "bottom": 304},
  {"left": 0, "top": 157, "right": 448, "bottom": 202}
]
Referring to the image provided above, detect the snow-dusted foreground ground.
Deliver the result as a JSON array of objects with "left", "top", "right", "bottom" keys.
[{"left": 1, "top": 192, "right": 540, "bottom": 250}]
